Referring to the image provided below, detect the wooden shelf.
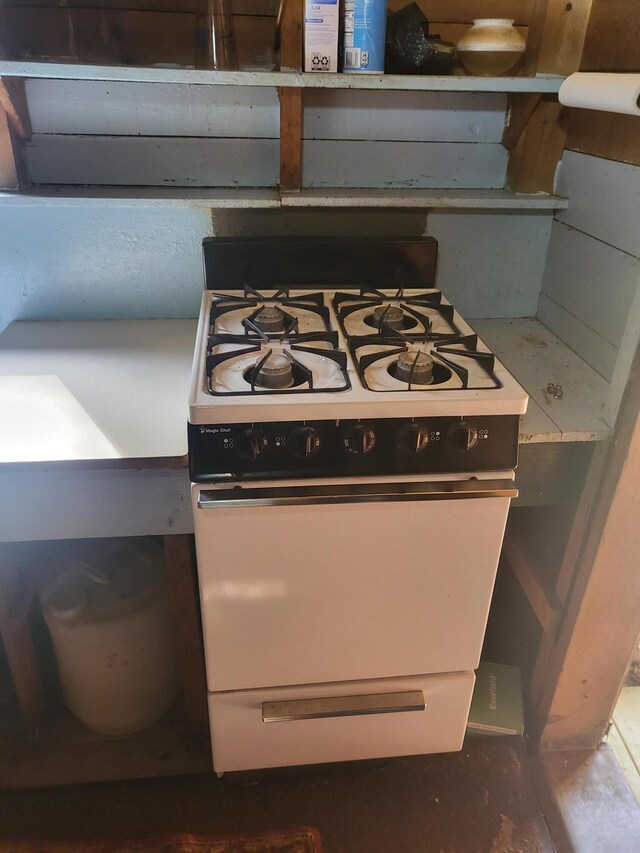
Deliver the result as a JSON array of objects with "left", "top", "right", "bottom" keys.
[
  {"left": 472, "top": 318, "right": 613, "bottom": 445},
  {"left": 0, "top": 186, "right": 568, "bottom": 211},
  {"left": 0, "top": 61, "right": 565, "bottom": 93},
  {"left": 282, "top": 188, "right": 569, "bottom": 210},
  {"left": 1, "top": 704, "right": 211, "bottom": 789},
  {"left": 0, "top": 187, "right": 281, "bottom": 208}
]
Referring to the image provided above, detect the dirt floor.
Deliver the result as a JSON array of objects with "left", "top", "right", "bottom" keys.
[{"left": 0, "top": 737, "right": 553, "bottom": 853}]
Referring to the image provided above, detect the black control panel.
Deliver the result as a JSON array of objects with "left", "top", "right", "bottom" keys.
[{"left": 188, "top": 416, "right": 520, "bottom": 482}]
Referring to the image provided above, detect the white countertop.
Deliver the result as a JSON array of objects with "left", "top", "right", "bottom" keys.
[{"left": 0, "top": 319, "right": 196, "bottom": 465}]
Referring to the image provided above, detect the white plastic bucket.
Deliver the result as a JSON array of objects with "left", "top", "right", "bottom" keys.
[{"left": 40, "top": 538, "right": 180, "bottom": 736}]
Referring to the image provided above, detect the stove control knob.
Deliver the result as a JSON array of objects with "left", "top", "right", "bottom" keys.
[
  {"left": 344, "top": 423, "right": 376, "bottom": 455},
  {"left": 448, "top": 421, "right": 479, "bottom": 452},
  {"left": 289, "top": 426, "right": 321, "bottom": 459},
  {"left": 236, "top": 428, "right": 268, "bottom": 461},
  {"left": 397, "top": 422, "right": 430, "bottom": 454}
]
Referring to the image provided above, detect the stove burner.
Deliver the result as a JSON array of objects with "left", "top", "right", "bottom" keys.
[
  {"left": 253, "top": 305, "right": 286, "bottom": 334},
  {"left": 395, "top": 350, "right": 434, "bottom": 385},
  {"left": 249, "top": 353, "right": 294, "bottom": 389},
  {"left": 364, "top": 305, "right": 419, "bottom": 332}
]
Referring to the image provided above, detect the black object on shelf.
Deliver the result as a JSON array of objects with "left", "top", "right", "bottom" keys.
[{"left": 385, "top": 3, "right": 455, "bottom": 75}]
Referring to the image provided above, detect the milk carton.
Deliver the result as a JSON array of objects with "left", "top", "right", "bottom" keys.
[{"left": 304, "top": 0, "right": 339, "bottom": 73}]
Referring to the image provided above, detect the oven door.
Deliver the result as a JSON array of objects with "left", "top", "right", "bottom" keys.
[{"left": 193, "top": 476, "right": 516, "bottom": 692}]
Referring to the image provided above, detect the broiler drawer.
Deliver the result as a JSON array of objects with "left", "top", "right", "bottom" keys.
[{"left": 208, "top": 670, "right": 475, "bottom": 773}]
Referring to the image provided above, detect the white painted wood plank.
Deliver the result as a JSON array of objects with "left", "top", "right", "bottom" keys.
[
  {"left": 428, "top": 212, "right": 552, "bottom": 318},
  {"left": 26, "top": 135, "right": 279, "bottom": 186},
  {"left": 26, "top": 80, "right": 280, "bottom": 138},
  {"left": 0, "top": 320, "right": 196, "bottom": 462},
  {"left": 0, "top": 187, "right": 281, "bottom": 208},
  {"left": 303, "top": 141, "right": 507, "bottom": 189},
  {"left": 0, "top": 205, "right": 210, "bottom": 328},
  {"left": 606, "top": 280, "right": 640, "bottom": 428},
  {"left": 0, "top": 187, "right": 567, "bottom": 210},
  {"left": 0, "top": 468, "right": 193, "bottom": 542},
  {"left": 0, "top": 61, "right": 566, "bottom": 91},
  {"left": 537, "top": 293, "right": 618, "bottom": 382},
  {"left": 304, "top": 90, "right": 507, "bottom": 143},
  {"left": 472, "top": 318, "right": 612, "bottom": 442},
  {"left": 556, "top": 152, "right": 640, "bottom": 258},
  {"left": 541, "top": 221, "right": 640, "bottom": 348}
]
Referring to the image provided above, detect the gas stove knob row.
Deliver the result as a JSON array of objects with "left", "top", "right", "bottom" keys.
[
  {"left": 344, "top": 423, "right": 376, "bottom": 455},
  {"left": 289, "top": 426, "right": 321, "bottom": 458},
  {"left": 448, "top": 421, "right": 479, "bottom": 451},
  {"left": 396, "top": 422, "right": 430, "bottom": 454},
  {"left": 235, "top": 427, "right": 268, "bottom": 461}
]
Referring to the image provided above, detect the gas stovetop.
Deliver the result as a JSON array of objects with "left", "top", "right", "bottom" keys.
[
  {"left": 187, "top": 238, "right": 528, "bottom": 483},
  {"left": 189, "top": 285, "right": 526, "bottom": 423}
]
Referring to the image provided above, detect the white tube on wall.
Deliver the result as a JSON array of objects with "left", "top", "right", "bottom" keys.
[{"left": 559, "top": 73, "right": 640, "bottom": 117}]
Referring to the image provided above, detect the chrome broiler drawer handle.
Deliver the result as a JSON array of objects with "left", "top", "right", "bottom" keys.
[
  {"left": 199, "top": 479, "right": 518, "bottom": 509},
  {"left": 262, "top": 690, "right": 426, "bottom": 723}
]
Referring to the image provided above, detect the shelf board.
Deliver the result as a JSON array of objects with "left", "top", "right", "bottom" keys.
[
  {"left": 283, "top": 188, "right": 569, "bottom": 210},
  {"left": 1, "top": 704, "right": 211, "bottom": 789},
  {"left": 472, "top": 318, "right": 613, "bottom": 445},
  {"left": 0, "top": 186, "right": 281, "bottom": 208},
  {"left": 0, "top": 186, "right": 567, "bottom": 211},
  {"left": 0, "top": 61, "right": 565, "bottom": 93}
]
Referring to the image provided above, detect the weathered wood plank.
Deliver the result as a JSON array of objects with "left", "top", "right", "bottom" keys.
[
  {"left": 164, "top": 534, "right": 210, "bottom": 737},
  {"left": 540, "top": 221, "right": 640, "bottom": 353},
  {"left": 25, "top": 80, "right": 279, "bottom": 137},
  {"left": 303, "top": 140, "right": 507, "bottom": 189},
  {"left": 536, "top": 0, "right": 594, "bottom": 77},
  {"left": 506, "top": 97, "right": 567, "bottom": 193},
  {"left": 305, "top": 90, "right": 507, "bottom": 143},
  {"left": 472, "top": 318, "right": 612, "bottom": 442},
  {"left": 502, "top": 93, "right": 541, "bottom": 150},
  {"left": 508, "top": 1, "right": 592, "bottom": 192},
  {"left": 1, "top": 705, "right": 211, "bottom": 788},
  {"left": 0, "top": 468, "right": 193, "bottom": 542},
  {"left": 278, "top": 87, "right": 302, "bottom": 191},
  {"left": 566, "top": 110, "right": 640, "bottom": 168},
  {"left": 282, "top": 188, "right": 567, "bottom": 210},
  {"left": 556, "top": 151, "right": 640, "bottom": 259},
  {"left": 537, "top": 293, "right": 618, "bottom": 384},
  {"left": 0, "top": 61, "right": 566, "bottom": 90},
  {"left": 428, "top": 211, "right": 552, "bottom": 318},
  {"left": 0, "top": 78, "right": 30, "bottom": 138},
  {"left": 503, "top": 531, "right": 560, "bottom": 633},
  {"left": 580, "top": 0, "right": 640, "bottom": 73},
  {"left": 25, "top": 134, "right": 279, "bottom": 185},
  {"left": 386, "top": 1, "right": 534, "bottom": 25}
]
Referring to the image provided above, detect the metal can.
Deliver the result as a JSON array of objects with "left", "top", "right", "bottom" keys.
[{"left": 343, "top": 0, "right": 387, "bottom": 74}]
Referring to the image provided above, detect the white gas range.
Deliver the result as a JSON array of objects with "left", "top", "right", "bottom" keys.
[{"left": 189, "top": 238, "right": 528, "bottom": 774}]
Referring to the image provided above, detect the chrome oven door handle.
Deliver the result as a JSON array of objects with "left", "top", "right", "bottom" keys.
[
  {"left": 262, "top": 690, "right": 426, "bottom": 723},
  {"left": 198, "top": 479, "right": 518, "bottom": 509}
]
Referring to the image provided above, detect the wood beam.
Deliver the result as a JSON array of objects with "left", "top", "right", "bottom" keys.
[
  {"left": 164, "top": 534, "right": 209, "bottom": 738},
  {"left": 503, "top": 532, "right": 560, "bottom": 635},
  {"left": 566, "top": 110, "right": 640, "bottom": 167},
  {"left": 278, "top": 86, "right": 302, "bottom": 192},
  {"left": 0, "top": 102, "right": 28, "bottom": 189},
  {"left": 0, "top": 78, "right": 31, "bottom": 139},
  {"left": 506, "top": 96, "right": 569, "bottom": 194},
  {"left": 502, "top": 93, "right": 542, "bottom": 151},
  {"left": 278, "top": 0, "right": 303, "bottom": 192},
  {"left": 506, "top": 0, "right": 593, "bottom": 193}
]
